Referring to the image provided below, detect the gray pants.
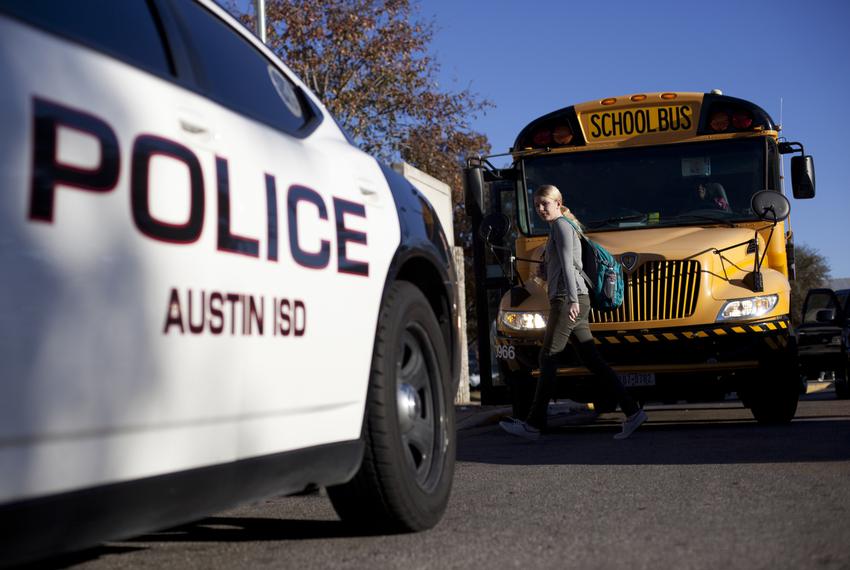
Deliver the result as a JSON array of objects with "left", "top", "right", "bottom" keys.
[{"left": 526, "top": 294, "right": 639, "bottom": 429}]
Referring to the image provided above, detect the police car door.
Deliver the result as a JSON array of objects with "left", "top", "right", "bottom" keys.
[
  {"left": 164, "top": 0, "right": 399, "bottom": 455},
  {"left": 0, "top": 1, "right": 253, "bottom": 501}
]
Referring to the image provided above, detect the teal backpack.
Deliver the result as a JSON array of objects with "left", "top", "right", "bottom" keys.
[{"left": 563, "top": 217, "right": 624, "bottom": 311}]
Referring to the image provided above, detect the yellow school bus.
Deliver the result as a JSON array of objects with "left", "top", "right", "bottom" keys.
[{"left": 465, "top": 90, "right": 816, "bottom": 424}]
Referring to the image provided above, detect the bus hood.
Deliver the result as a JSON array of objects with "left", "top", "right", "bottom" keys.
[
  {"left": 506, "top": 225, "right": 780, "bottom": 316},
  {"left": 590, "top": 225, "right": 788, "bottom": 301},
  {"left": 588, "top": 225, "right": 758, "bottom": 264}
]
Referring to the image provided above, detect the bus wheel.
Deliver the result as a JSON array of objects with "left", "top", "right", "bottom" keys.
[
  {"left": 747, "top": 349, "right": 800, "bottom": 424},
  {"left": 835, "top": 361, "right": 850, "bottom": 400},
  {"left": 327, "top": 281, "right": 454, "bottom": 532},
  {"left": 500, "top": 362, "right": 535, "bottom": 420}
]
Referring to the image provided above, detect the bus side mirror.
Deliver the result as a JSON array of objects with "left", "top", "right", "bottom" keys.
[
  {"left": 790, "top": 155, "right": 816, "bottom": 199},
  {"left": 479, "top": 213, "right": 510, "bottom": 245},
  {"left": 464, "top": 164, "right": 485, "bottom": 217},
  {"left": 751, "top": 190, "right": 790, "bottom": 222}
]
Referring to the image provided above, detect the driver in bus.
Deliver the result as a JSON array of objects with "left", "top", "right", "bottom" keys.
[{"left": 695, "top": 181, "right": 731, "bottom": 211}]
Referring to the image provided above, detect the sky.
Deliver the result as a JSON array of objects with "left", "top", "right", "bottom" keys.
[{"left": 421, "top": 0, "right": 850, "bottom": 279}]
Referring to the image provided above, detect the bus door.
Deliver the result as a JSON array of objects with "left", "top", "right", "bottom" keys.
[{"left": 465, "top": 163, "right": 518, "bottom": 403}]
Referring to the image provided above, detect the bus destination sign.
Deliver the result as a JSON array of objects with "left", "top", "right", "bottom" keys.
[{"left": 581, "top": 104, "right": 696, "bottom": 142}]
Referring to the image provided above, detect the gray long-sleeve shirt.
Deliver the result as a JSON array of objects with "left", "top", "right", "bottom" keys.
[{"left": 545, "top": 217, "right": 589, "bottom": 302}]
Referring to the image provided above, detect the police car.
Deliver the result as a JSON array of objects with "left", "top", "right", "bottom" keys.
[{"left": 0, "top": 1, "right": 460, "bottom": 564}]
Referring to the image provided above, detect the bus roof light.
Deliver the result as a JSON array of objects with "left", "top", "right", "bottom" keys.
[
  {"left": 532, "top": 129, "right": 552, "bottom": 146},
  {"left": 552, "top": 124, "right": 574, "bottom": 145},
  {"left": 601, "top": 98, "right": 617, "bottom": 105},
  {"left": 732, "top": 111, "right": 753, "bottom": 129},
  {"left": 630, "top": 94, "right": 647, "bottom": 102},
  {"left": 660, "top": 93, "right": 678, "bottom": 100},
  {"left": 709, "top": 111, "right": 730, "bottom": 132}
]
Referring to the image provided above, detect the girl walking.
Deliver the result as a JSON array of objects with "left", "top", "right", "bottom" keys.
[{"left": 500, "top": 184, "right": 647, "bottom": 441}]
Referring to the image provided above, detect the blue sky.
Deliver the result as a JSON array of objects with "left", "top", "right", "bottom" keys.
[{"left": 423, "top": 0, "right": 850, "bottom": 279}]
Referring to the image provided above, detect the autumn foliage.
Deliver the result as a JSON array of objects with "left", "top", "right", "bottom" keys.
[{"left": 225, "top": 0, "right": 490, "bottom": 186}]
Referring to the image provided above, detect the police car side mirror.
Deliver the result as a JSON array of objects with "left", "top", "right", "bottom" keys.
[
  {"left": 790, "top": 155, "right": 816, "bottom": 199},
  {"left": 751, "top": 190, "right": 790, "bottom": 223}
]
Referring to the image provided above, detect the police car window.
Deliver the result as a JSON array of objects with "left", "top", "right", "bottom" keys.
[
  {"left": 168, "top": 0, "right": 308, "bottom": 135},
  {"left": 0, "top": 0, "right": 173, "bottom": 76}
]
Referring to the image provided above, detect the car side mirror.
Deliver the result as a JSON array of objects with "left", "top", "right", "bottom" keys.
[
  {"left": 815, "top": 308, "right": 836, "bottom": 323},
  {"left": 790, "top": 155, "right": 816, "bottom": 199}
]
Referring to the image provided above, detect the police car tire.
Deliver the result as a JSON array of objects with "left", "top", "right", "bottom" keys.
[{"left": 327, "top": 281, "right": 454, "bottom": 532}]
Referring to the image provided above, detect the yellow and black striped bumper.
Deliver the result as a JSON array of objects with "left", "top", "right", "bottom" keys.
[
  {"left": 592, "top": 318, "right": 791, "bottom": 350},
  {"left": 495, "top": 317, "right": 792, "bottom": 375}
]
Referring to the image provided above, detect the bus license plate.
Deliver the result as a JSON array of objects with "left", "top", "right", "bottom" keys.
[{"left": 618, "top": 372, "right": 656, "bottom": 387}]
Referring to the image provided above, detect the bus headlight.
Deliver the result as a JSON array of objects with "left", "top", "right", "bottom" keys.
[
  {"left": 500, "top": 310, "right": 547, "bottom": 331},
  {"left": 716, "top": 294, "right": 778, "bottom": 321}
]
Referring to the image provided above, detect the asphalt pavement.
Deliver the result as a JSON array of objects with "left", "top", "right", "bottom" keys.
[{"left": 455, "top": 380, "right": 839, "bottom": 431}]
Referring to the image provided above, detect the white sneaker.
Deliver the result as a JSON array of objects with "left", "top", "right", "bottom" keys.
[
  {"left": 614, "top": 409, "right": 647, "bottom": 440},
  {"left": 499, "top": 418, "right": 541, "bottom": 441}
]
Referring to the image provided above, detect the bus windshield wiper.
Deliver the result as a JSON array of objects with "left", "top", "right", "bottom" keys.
[{"left": 585, "top": 214, "right": 646, "bottom": 229}]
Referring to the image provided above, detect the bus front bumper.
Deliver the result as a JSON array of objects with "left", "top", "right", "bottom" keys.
[{"left": 495, "top": 317, "right": 792, "bottom": 378}]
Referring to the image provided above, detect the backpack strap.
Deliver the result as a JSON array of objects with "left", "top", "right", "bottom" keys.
[{"left": 561, "top": 216, "right": 594, "bottom": 289}]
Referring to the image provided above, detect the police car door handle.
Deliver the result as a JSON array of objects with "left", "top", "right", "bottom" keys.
[
  {"left": 179, "top": 118, "right": 208, "bottom": 135},
  {"left": 359, "top": 185, "right": 382, "bottom": 206}
]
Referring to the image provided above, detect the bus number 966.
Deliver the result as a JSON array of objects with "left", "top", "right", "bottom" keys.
[{"left": 495, "top": 344, "right": 516, "bottom": 360}]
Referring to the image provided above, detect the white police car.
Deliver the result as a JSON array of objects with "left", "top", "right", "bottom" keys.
[{"left": 0, "top": 1, "right": 460, "bottom": 564}]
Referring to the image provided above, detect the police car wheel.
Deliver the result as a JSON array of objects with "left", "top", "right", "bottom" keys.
[{"left": 327, "top": 281, "right": 454, "bottom": 532}]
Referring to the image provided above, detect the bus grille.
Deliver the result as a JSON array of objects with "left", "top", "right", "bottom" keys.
[{"left": 590, "top": 260, "right": 701, "bottom": 323}]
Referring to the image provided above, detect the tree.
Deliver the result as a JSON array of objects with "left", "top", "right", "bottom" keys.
[
  {"left": 225, "top": 0, "right": 492, "bottom": 337},
  {"left": 790, "top": 243, "right": 831, "bottom": 326},
  {"left": 401, "top": 124, "right": 491, "bottom": 340},
  {"left": 226, "top": 0, "right": 491, "bottom": 165}
]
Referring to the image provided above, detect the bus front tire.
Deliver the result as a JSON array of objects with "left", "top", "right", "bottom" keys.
[
  {"left": 835, "top": 362, "right": 850, "bottom": 400},
  {"left": 746, "top": 353, "right": 800, "bottom": 425},
  {"left": 327, "top": 281, "right": 455, "bottom": 532}
]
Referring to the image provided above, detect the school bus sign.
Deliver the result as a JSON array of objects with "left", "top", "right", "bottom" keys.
[{"left": 577, "top": 101, "right": 699, "bottom": 143}]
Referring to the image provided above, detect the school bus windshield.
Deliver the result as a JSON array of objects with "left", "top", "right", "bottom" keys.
[{"left": 521, "top": 137, "right": 774, "bottom": 235}]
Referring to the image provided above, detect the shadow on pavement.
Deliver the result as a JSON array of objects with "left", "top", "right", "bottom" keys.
[
  {"left": 459, "top": 415, "right": 850, "bottom": 466},
  {"left": 13, "top": 545, "right": 145, "bottom": 569},
  {"left": 123, "top": 516, "right": 387, "bottom": 543},
  {"left": 14, "top": 518, "right": 383, "bottom": 567}
]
